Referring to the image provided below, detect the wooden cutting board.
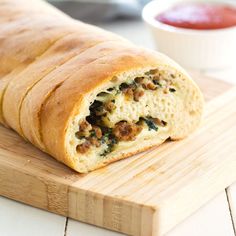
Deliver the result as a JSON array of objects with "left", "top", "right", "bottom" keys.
[{"left": 0, "top": 74, "right": 236, "bottom": 236}]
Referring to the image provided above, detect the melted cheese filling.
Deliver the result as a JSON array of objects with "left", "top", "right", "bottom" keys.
[{"left": 75, "top": 72, "right": 177, "bottom": 157}]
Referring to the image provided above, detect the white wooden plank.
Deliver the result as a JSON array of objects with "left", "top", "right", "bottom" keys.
[
  {"left": 66, "top": 219, "right": 123, "bottom": 236},
  {"left": 227, "top": 182, "right": 236, "bottom": 231},
  {"left": 167, "top": 192, "right": 235, "bottom": 236},
  {"left": 0, "top": 196, "right": 66, "bottom": 236}
]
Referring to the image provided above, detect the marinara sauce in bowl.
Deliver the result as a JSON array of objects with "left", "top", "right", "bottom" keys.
[
  {"left": 142, "top": 0, "right": 236, "bottom": 69},
  {"left": 156, "top": 3, "right": 236, "bottom": 30}
]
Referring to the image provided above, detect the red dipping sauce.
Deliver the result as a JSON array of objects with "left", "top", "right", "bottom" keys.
[{"left": 156, "top": 3, "right": 236, "bottom": 30}]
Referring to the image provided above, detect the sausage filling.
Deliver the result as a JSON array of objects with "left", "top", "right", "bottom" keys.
[{"left": 75, "top": 69, "right": 175, "bottom": 156}]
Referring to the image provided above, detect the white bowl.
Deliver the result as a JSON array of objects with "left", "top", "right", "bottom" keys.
[{"left": 142, "top": 0, "right": 236, "bottom": 70}]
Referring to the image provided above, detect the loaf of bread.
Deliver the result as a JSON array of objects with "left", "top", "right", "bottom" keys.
[{"left": 0, "top": 0, "right": 204, "bottom": 173}]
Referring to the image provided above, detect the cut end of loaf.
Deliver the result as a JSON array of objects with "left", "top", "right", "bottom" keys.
[{"left": 65, "top": 66, "right": 204, "bottom": 173}]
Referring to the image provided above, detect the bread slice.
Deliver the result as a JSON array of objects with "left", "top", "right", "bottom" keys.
[{"left": 39, "top": 49, "right": 204, "bottom": 173}]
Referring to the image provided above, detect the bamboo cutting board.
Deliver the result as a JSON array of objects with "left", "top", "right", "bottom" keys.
[{"left": 0, "top": 74, "right": 236, "bottom": 236}]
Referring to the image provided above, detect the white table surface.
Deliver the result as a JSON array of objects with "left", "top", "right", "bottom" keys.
[{"left": 1, "top": 19, "right": 236, "bottom": 236}]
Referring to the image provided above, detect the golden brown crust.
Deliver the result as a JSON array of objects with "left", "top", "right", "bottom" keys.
[{"left": 0, "top": 18, "right": 78, "bottom": 75}]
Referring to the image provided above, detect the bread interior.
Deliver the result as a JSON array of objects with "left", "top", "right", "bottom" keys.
[{"left": 67, "top": 67, "right": 201, "bottom": 172}]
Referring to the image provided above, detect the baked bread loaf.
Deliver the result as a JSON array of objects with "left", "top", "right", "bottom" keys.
[{"left": 0, "top": 0, "right": 204, "bottom": 173}]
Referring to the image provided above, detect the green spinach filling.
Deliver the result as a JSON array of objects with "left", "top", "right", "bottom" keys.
[{"left": 76, "top": 72, "right": 174, "bottom": 156}]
